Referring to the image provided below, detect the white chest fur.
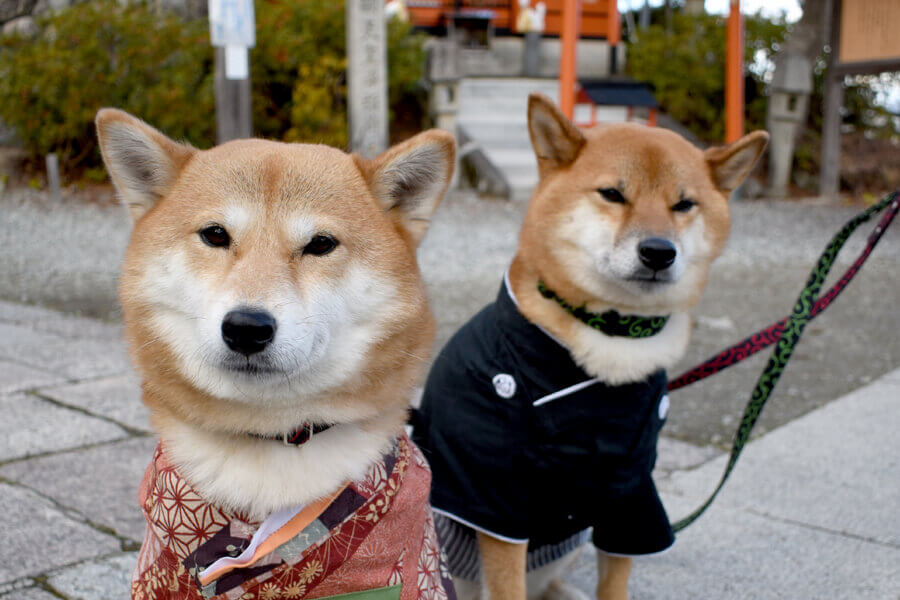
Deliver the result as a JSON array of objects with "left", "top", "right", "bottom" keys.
[
  {"left": 567, "top": 312, "right": 691, "bottom": 386},
  {"left": 162, "top": 421, "right": 396, "bottom": 521}
]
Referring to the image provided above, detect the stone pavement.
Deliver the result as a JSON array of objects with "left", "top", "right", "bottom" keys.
[
  {"left": 0, "top": 298, "right": 897, "bottom": 599},
  {"left": 0, "top": 301, "right": 148, "bottom": 599},
  {"left": 566, "top": 369, "right": 900, "bottom": 599}
]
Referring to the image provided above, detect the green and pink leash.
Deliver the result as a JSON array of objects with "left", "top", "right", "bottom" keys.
[{"left": 668, "top": 190, "right": 900, "bottom": 531}]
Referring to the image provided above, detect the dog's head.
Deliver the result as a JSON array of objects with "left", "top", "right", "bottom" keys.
[
  {"left": 97, "top": 109, "right": 454, "bottom": 425},
  {"left": 521, "top": 93, "right": 767, "bottom": 313}
]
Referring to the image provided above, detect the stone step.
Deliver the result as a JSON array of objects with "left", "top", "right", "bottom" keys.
[
  {"left": 457, "top": 112, "right": 529, "bottom": 125},
  {"left": 458, "top": 90, "right": 557, "bottom": 104},
  {"left": 482, "top": 148, "right": 537, "bottom": 169},
  {"left": 456, "top": 123, "right": 528, "bottom": 140},
  {"left": 458, "top": 86, "right": 557, "bottom": 109},
  {"left": 461, "top": 107, "right": 630, "bottom": 124},
  {"left": 456, "top": 77, "right": 628, "bottom": 199},
  {"left": 507, "top": 166, "right": 538, "bottom": 179},
  {"left": 472, "top": 139, "right": 534, "bottom": 152},
  {"left": 459, "top": 77, "right": 559, "bottom": 94},
  {"left": 509, "top": 179, "right": 538, "bottom": 193},
  {"left": 493, "top": 174, "right": 536, "bottom": 194}
]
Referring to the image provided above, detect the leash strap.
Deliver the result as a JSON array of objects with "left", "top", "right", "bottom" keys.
[
  {"left": 669, "top": 192, "right": 900, "bottom": 392},
  {"left": 671, "top": 191, "right": 900, "bottom": 533}
]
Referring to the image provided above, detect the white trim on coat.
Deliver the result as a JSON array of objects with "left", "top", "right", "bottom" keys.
[
  {"left": 432, "top": 508, "right": 529, "bottom": 545},
  {"left": 532, "top": 378, "right": 601, "bottom": 406}
]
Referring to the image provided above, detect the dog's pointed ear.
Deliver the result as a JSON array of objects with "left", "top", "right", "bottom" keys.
[
  {"left": 528, "top": 92, "right": 586, "bottom": 177},
  {"left": 355, "top": 129, "right": 455, "bottom": 248},
  {"left": 704, "top": 131, "right": 769, "bottom": 194},
  {"left": 95, "top": 108, "right": 195, "bottom": 222}
]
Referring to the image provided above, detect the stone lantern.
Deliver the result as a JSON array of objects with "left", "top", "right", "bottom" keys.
[{"left": 767, "top": 52, "right": 813, "bottom": 197}]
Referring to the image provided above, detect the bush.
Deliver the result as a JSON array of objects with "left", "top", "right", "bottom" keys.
[
  {"left": 626, "top": 12, "right": 788, "bottom": 144},
  {"left": 253, "top": 0, "right": 427, "bottom": 148},
  {"left": 251, "top": 0, "right": 348, "bottom": 146},
  {"left": 0, "top": 0, "right": 216, "bottom": 172},
  {"left": 0, "top": 0, "right": 427, "bottom": 174}
]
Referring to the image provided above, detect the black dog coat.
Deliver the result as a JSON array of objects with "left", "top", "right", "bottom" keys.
[{"left": 412, "top": 277, "right": 674, "bottom": 579}]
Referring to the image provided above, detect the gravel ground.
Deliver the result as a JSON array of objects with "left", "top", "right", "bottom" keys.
[
  {"left": 1, "top": 186, "right": 898, "bottom": 447},
  {"left": 0, "top": 189, "right": 128, "bottom": 319}
]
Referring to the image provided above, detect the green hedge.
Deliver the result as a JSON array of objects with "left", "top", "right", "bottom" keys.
[
  {"left": 252, "top": 0, "right": 426, "bottom": 147},
  {"left": 0, "top": 1, "right": 215, "bottom": 174},
  {"left": 0, "top": 0, "right": 427, "bottom": 174},
  {"left": 626, "top": 12, "right": 788, "bottom": 144}
]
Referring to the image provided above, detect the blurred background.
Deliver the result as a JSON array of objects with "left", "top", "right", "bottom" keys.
[
  {"left": 1, "top": 0, "right": 898, "bottom": 203},
  {"left": 0, "top": 1, "right": 898, "bottom": 598}
]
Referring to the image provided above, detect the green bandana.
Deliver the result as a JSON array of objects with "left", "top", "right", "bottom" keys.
[{"left": 537, "top": 281, "right": 669, "bottom": 338}]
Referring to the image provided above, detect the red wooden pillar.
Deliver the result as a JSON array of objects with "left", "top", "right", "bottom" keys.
[
  {"left": 607, "top": 0, "right": 620, "bottom": 45},
  {"left": 559, "top": 0, "right": 581, "bottom": 120},
  {"left": 724, "top": 0, "right": 744, "bottom": 143}
]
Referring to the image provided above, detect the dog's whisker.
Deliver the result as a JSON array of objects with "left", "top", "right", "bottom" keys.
[
  {"left": 134, "top": 336, "right": 164, "bottom": 352},
  {"left": 398, "top": 350, "right": 427, "bottom": 363},
  {"left": 272, "top": 300, "right": 300, "bottom": 309}
]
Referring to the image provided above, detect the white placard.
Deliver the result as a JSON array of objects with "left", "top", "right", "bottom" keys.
[
  {"left": 224, "top": 44, "right": 249, "bottom": 80},
  {"left": 209, "top": 0, "right": 256, "bottom": 48}
]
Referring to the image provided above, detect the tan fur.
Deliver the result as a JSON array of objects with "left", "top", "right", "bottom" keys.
[
  {"left": 477, "top": 95, "right": 768, "bottom": 599},
  {"left": 596, "top": 555, "right": 631, "bottom": 600},
  {"left": 96, "top": 108, "right": 454, "bottom": 519},
  {"left": 478, "top": 533, "right": 528, "bottom": 600}
]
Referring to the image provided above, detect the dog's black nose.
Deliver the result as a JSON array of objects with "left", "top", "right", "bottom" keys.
[
  {"left": 221, "top": 309, "right": 277, "bottom": 356},
  {"left": 638, "top": 238, "right": 677, "bottom": 271}
]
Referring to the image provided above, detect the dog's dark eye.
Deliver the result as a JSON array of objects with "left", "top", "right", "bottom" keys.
[
  {"left": 672, "top": 199, "right": 697, "bottom": 213},
  {"left": 199, "top": 225, "right": 230, "bottom": 248},
  {"left": 303, "top": 235, "right": 338, "bottom": 256},
  {"left": 597, "top": 188, "right": 627, "bottom": 204}
]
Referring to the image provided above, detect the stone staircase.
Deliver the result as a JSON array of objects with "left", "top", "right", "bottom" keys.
[
  {"left": 456, "top": 78, "right": 629, "bottom": 200},
  {"left": 457, "top": 78, "right": 556, "bottom": 200}
]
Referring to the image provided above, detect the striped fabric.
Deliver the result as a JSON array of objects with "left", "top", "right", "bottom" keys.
[{"left": 434, "top": 512, "right": 591, "bottom": 581}]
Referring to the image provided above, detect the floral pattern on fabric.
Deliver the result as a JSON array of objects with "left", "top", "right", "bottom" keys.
[
  {"left": 132, "top": 434, "right": 455, "bottom": 600},
  {"left": 415, "top": 511, "right": 453, "bottom": 600}
]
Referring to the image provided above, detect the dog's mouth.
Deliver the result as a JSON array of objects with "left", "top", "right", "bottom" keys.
[
  {"left": 219, "top": 357, "right": 283, "bottom": 377},
  {"left": 625, "top": 269, "right": 676, "bottom": 285}
]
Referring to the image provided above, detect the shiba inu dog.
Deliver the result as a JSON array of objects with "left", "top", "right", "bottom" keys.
[
  {"left": 96, "top": 109, "right": 457, "bottom": 599},
  {"left": 412, "top": 94, "right": 768, "bottom": 600}
]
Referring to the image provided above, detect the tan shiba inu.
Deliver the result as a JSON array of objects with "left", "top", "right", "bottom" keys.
[
  {"left": 412, "top": 94, "right": 768, "bottom": 600},
  {"left": 96, "top": 109, "right": 457, "bottom": 599}
]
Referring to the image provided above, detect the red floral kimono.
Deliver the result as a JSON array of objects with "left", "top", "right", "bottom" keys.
[{"left": 131, "top": 433, "right": 456, "bottom": 600}]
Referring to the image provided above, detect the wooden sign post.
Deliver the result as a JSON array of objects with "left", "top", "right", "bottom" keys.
[
  {"left": 346, "top": 0, "right": 389, "bottom": 158},
  {"left": 209, "top": 0, "right": 255, "bottom": 143},
  {"left": 820, "top": 0, "right": 900, "bottom": 196}
]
